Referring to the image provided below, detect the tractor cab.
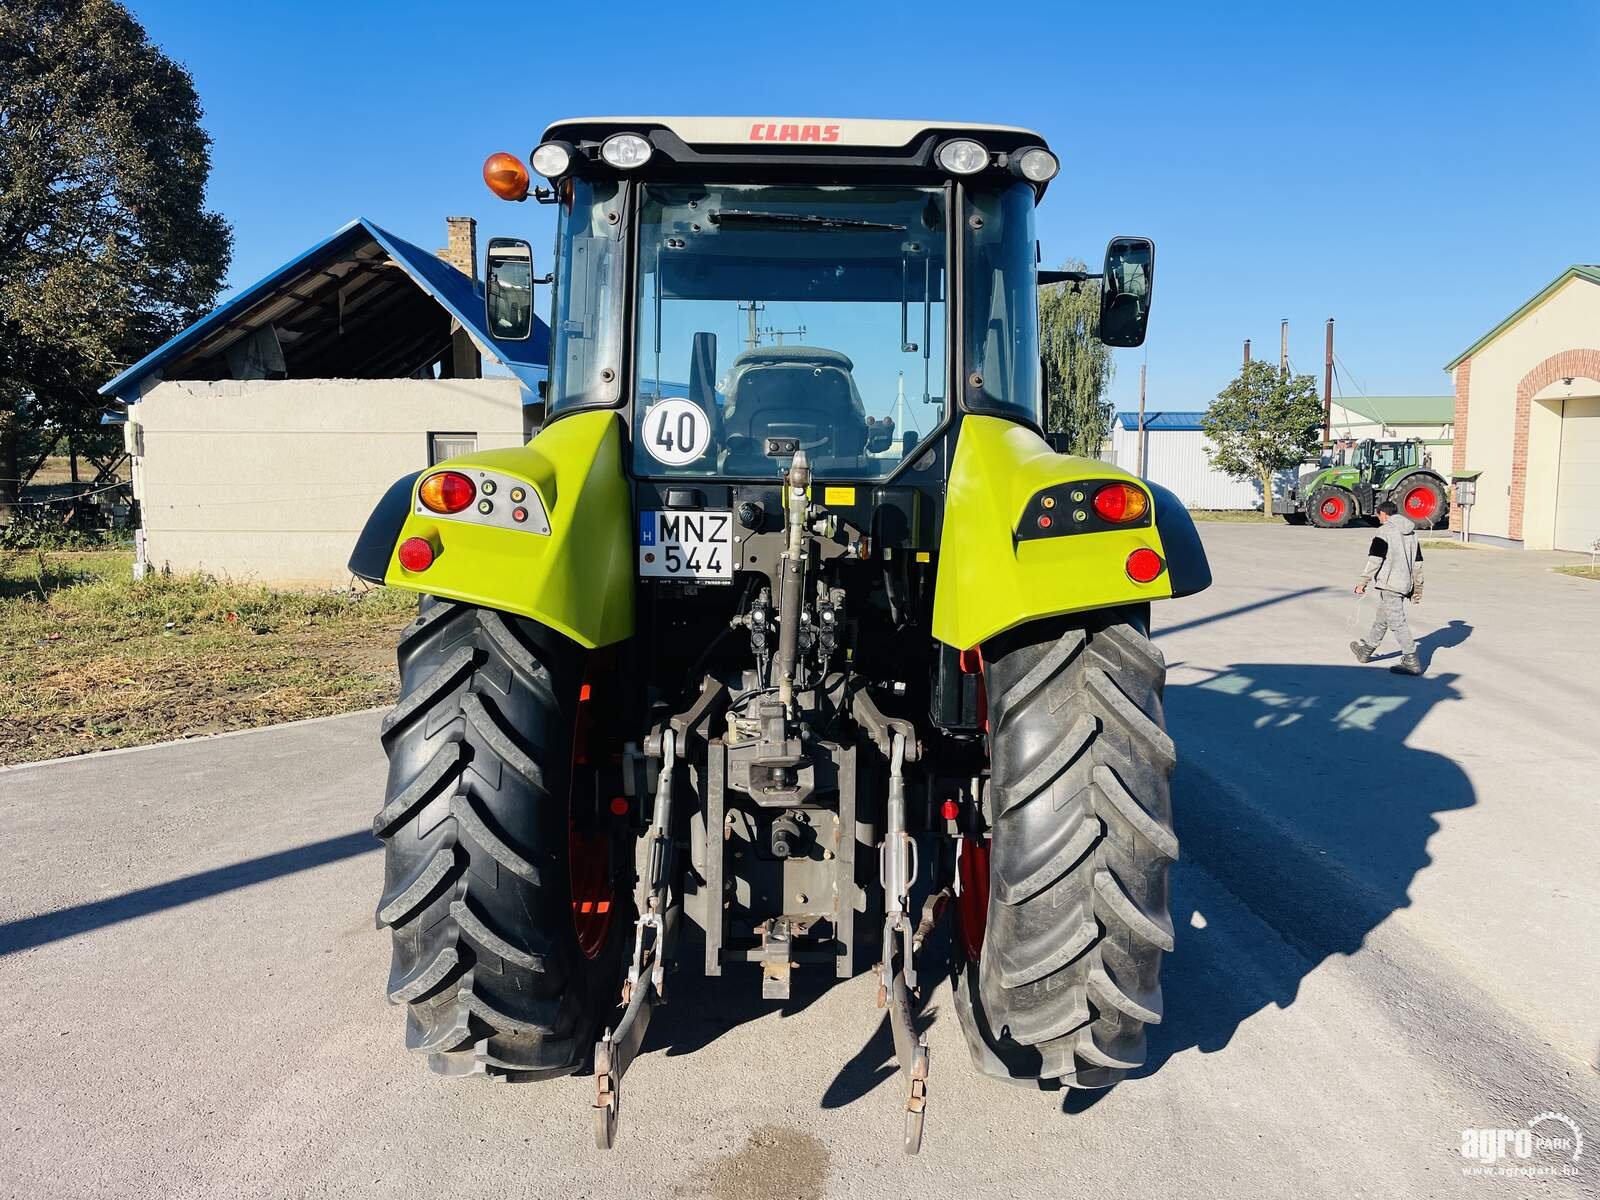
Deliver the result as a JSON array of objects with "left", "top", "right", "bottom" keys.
[
  {"left": 1354, "top": 438, "right": 1420, "bottom": 478},
  {"left": 1351, "top": 438, "right": 1421, "bottom": 510}
]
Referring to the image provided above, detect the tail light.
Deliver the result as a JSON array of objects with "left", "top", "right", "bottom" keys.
[
  {"left": 398, "top": 537, "right": 435, "bottom": 572},
  {"left": 419, "top": 471, "right": 475, "bottom": 514},
  {"left": 1093, "top": 483, "right": 1150, "bottom": 523},
  {"left": 1126, "top": 548, "right": 1165, "bottom": 583}
]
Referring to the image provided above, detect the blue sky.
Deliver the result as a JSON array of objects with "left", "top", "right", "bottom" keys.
[{"left": 130, "top": 0, "right": 1599, "bottom": 413}]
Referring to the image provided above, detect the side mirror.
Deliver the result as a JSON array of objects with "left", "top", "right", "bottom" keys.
[
  {"left": 689, "top": 331, "right": 717, "bottom": 410},
  {"left": 485, "top": 237, "right": 534, "bottom": 341},
  {"left": 1098, "top": 236, "right": 1155, "bottom": 348}
]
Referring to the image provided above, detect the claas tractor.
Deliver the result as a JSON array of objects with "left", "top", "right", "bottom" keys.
[
  {"left": 349, "top": 117, "right": 1212, "bottom": 1153},
  {"left": 1274, "top": 436, "right": 1449, "bottom": 529}
]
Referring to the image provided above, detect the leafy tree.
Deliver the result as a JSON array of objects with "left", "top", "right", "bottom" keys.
[
  {"left": 0, "top": 0, "right": 231, "bottom": 518},
  {"left": 1202, "top": 360, "right": 1325, "bottom": 518},
  {"left": 1040, "top": 261, "right": 1115, "bottom": 456}
]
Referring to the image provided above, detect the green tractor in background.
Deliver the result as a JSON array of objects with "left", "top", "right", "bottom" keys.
[{"left": 1274, "top": 437, "right": 1449, "bottom": 529}]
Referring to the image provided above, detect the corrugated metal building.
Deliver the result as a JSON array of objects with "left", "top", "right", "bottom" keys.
[{"left": 1110, "top": 411, "right": 1294, "bottom": 510}]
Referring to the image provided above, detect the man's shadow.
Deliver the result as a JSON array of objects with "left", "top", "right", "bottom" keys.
[
  {"left": 1139, "top": 621, "right": 1475, "bottom": 1079},
  {"left": 1365, "top": 617, "right": 1473, "bottom": 669}
]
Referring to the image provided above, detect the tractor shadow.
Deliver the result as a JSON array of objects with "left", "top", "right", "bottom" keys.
[{"left": 1137, "top": 624, "right": 1476, "bottom": 1081}]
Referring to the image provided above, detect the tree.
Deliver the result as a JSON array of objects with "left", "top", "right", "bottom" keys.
[
  {"left": 1039, "top": 261, "right": 1114, "bottom": 456},
  {"left": 1201, "top": 360, "right": 1324, "bottom": 519},
  {"left": 0, "top": 0, "right": 232, "bottom": 518}
]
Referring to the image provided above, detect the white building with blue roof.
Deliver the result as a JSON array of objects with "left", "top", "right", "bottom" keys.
[{"left": 1110, "top": 410, "right": 1297, "bottom": 511}]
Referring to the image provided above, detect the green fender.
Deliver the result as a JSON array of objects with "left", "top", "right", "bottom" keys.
[
  {"left": 932, "top": 415, "right": 1210, "bottom": 650},
  {"left": 350, "top": 410, "right": 634, "bottom": 649}
]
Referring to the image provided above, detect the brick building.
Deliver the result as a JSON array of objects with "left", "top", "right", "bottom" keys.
[{"left": 1445, "top": 265, "right": 1600, "bottom": 551}]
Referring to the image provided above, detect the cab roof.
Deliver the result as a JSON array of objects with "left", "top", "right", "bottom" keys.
[
  {"left": 535, "top": 117, "right": 1057, "bottom": 195},
  {"left": 540, "top": 116, "right": 1050, "bottom": 151}
]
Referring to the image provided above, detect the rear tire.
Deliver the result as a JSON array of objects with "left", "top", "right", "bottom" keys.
[
  {"left": 1307, "top": 486, "right": 1356, "bottom": 528},
  {"left": 374, "top": 599, "right": 628, "bottom": 1079},
  {"left": 1393, "top": 474, "right": 1447, "bottom": 530},
  {"left": 954, "top": 608, "right": 1178, "bottom": 1087}
]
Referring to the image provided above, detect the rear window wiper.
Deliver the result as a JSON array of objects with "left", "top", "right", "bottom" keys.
[{"left": 709, "top": 210, "right": 907, "bottom": 232}]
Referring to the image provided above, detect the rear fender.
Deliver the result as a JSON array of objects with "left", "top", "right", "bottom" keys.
[
  {"left": 931, "top": 416, "right": 1210, "bottom": 650},
  {"left": 347, "top": 410, "right": 634, "bottom": 649}
]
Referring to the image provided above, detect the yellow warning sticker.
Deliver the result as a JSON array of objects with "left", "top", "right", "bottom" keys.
[
  {"left": 915, "top": 551, "right": 931, "bottom": 563},
  {"left": 823, "top": 486, "right": 856, "bottom": 507}
]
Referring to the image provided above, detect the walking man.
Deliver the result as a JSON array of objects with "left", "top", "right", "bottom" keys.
[{"left": 1351, "top": 500, "right": 1425, "bottom": 675}]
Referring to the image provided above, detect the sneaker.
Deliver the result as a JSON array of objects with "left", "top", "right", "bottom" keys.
[
  {"left": 1390, "top": 653, "right": 1422, "bottom": 676},
  {"left": 1350, "top": 640, "right": 1375, "bottom": 664}
]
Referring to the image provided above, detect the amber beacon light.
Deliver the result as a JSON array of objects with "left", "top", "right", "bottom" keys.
[{"left": 483, "top": 152, "right": 531, "bottom": 201}]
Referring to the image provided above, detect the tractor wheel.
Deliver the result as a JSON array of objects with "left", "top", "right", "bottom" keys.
[
  {"left": 374, "top": 599, "right": 630, "bottom": 1079},
  {"left": 952, "top": 608, "right": 1177, "bottom": 1088},
  {"left": 1281, "top": 511, "right": 1308, "bottom": 526},
  {"left": 1307, "top": 486, "right": 1356, "bottom": 528},
  {"left": 1393, "top": 475, "right": 1448, "bottom": 530}
]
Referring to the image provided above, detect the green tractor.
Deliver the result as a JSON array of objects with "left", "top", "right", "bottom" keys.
[
  {"left": 350, "top": 117, "right": 1211, "bottom": 1152},
  {"left": 1275, "top": 437, "right": 1449, "bottom": 529}
]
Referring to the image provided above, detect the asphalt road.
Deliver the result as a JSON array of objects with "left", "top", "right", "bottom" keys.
[{"left": 2, "top": 523, "right": 1597, "bottom": 1199}]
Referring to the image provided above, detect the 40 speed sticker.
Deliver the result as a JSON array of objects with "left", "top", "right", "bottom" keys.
[{"left": 642, "top": 398, "right": 712, "bottom": 466}]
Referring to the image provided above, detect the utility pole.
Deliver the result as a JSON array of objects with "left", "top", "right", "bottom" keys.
[
  {"left": 1279, "top": 318, "right": 1289, "bottom": 376},
  {"left": 1136, "top": 362, "right": 1148, "bottom": 477},
  {"left": 1243, "top": 338, "right": 1251, "bottom": 367},
  {"left": 1323, "top": 317, "right": 1335, "bottom": 446},
  {"left": 761, "top": 322, "right": 806, "bottom": 346},
  {"left": 738, "top": 301, "right": 765, "bottom": 352}
]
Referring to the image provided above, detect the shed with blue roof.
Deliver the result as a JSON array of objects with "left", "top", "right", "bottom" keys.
[{"left": 109, "top": 217, "right": 552, "bottom": 585}]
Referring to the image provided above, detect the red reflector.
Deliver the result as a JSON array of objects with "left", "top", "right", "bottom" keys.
[
  {"left": 940, "top": 798, "right": 960, "bottom": 821},
  {"left": 1126, "top": 547, "right": 1164, "bottom": 583},
  {"left": 1094, "top": 483, "right": 1149, "bottom": 523},
  {"left": 419, "top": 471, "right": 475, "bottom": 514},
  {"left": 957, "top": 647, "right": 983, "bottom": 674},
  {"left": 398, "top": 537, "right": 435, "bottom": 572},
  {"left": 1037, "top": 514, "right": 1053, "bottom": 530},
  {"left": 608, "top": 796, "right": 629, "bottom": 816}
]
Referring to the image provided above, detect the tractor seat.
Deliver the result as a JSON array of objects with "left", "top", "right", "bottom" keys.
[{"left": 721, "top": 345, "right": 869, "bottom": 473}]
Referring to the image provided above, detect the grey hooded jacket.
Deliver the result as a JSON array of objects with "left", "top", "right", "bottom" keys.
[{"left": 1360, "top": 514, "right": 1424, "bottom": 597}]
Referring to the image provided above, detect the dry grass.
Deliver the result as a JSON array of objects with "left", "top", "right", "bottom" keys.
[
  {"left": 1554, "top": 564, "right": 1600, "bottom": 582},
  {"left": 28, "top": 456, "right": 77, "bottom": 486},
  {"left": 1420, "top": 538, "right": 1486, "bottom": 551},
  {"left": 0, "top": 550, "right": 417, "bottom": 765}
]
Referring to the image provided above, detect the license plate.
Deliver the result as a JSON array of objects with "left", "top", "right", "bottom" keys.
[{"left": 638, "top": 510, "right": 734, "bottom": 582}]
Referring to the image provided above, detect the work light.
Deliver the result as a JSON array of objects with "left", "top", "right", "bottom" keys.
[
  {"left": 1017, "top": 147, "right": 1059, "bottom": 183},
  {"left": 601, "top": 133, "right": 653, "bottom": 169},
  {"left": 936, "top": 139, "right": 989, "bottom": 175},
  {"left": 531, "top": 141, "right": 572, "bottom": 179}
]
